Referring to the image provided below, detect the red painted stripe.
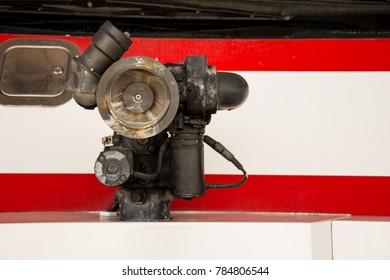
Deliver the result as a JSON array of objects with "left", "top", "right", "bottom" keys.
[
  {"left": 0, "top": 174, "right": 389, "bottom": 216},
  {"left": 174, "top": 175, "right": 390, "bottom": 216},
  {"left": 0, "top": 174, "right": 115, "bottom": 212},
  {"left": 1, "top": 34, "right": 390, "bottom": 71}
]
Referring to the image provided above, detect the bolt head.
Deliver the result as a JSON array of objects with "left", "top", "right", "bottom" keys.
[
  {"left": 131, "top": 190, "right": 146, "bottom": 203},
  {"left": 148, "top": 145, "right": 157, "bottom": 153},
  {"left": 134, "top": 93, "right": 143, "bottom": 102},
  {"left": 107, "top": 164, "right": 118, "bottom": 174},
  {"left": 52, "top": 66, "right": 64, "bottom": 75},
  {"left": 175, "top": 74, "right": 183, "bottom": 82},
  {"left": 119, "top": 175, "right": 128, "bottom": 182}
]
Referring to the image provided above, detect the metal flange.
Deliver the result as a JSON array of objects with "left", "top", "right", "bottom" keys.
[{"left": 96, "top": 56, "right": 179, "bottom": 139}]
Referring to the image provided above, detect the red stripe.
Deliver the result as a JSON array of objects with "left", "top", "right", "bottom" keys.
[
  {"left": 174, "top": 175, "right": 390, "bottom": 216},
  {"left": 0, "top": 174, "right": 389, "bottom": 216},
  {"left": 0, "top": 174, "right": 115, "bottom": 212},
  {"left": 1, "top": 34, "right": 390, "bottom": 71}
]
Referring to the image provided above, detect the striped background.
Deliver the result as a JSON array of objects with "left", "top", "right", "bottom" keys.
[{"left": 1, "top": 34, "right": 390, "bottom": 215}]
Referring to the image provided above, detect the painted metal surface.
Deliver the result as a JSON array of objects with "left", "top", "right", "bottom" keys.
[
  {"left": 1, "top": 34, "right": 390, "bottom": 215},
  {"left": 332, "top": 216, "right": 390, "bottom": 259},
  {"left": 0, "top": 211, "right": 336, "bottom": 260},
  {"left": 2, "top": 212, "right": 390, "bottom": 259}
]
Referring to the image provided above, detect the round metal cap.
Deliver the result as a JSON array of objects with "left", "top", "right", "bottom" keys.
[
  {"left": 94, "top": 150, "right": 132, "bottom": 186},
  {"left": 96, "top": 56, "right": 180, "bottom": 139},
  {"left": 123, "top": 82, "right": 154, "bottom": 113}
]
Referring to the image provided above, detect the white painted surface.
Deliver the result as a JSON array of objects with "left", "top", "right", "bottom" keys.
[
  {"left": 2, "top": 72, "right": 390, "bottom": 176},
  {"left": 3, "top": 212, "right": 390, "bottom": 260},
  {"left": 207, "top": 71, "right": 390, "bottom": 176},
  {"left": 0, "top": 212, "right": 335, "bottom": 260},
  {"left": 0, "top": 100, "right": 110, "bottom": 174},
  {"left": 332, "top": 217, "right": 390, "bottom": 260}
]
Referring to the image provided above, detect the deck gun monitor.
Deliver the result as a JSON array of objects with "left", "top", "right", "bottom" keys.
[{"left": 67, "top": 21, "right": 249, "bottom": 221}]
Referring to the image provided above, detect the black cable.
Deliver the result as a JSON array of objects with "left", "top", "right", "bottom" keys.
[
  {"left": 132, "top": 138, "right": 169, "bottom": 180},
  {"left": 204, "top": 135, "right": 248, "bottom": 189}
]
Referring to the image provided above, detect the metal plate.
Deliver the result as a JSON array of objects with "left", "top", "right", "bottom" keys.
[{"left": 0, "top": 39, "right": 79, "bottom": 106}]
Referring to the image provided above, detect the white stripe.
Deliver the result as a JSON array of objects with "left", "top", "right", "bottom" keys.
[
  {"left": 0, "top": 101, "right": 111, "bottom": 173},
  {"left": 207, "top": 71, "right": 390, "bottom": 176},
  {"left": 1, "top": 71, "right": 390, "bottom": 175}
]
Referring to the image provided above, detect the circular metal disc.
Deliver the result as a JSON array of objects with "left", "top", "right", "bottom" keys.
[
  {"left": 96, "top": 56, "right": 179, "bottom": 139},
  {"left": 94, "top": 150, "right": 132, "bottom": 186}
]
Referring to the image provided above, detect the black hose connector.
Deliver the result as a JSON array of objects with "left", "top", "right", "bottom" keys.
[
  {"left": 76, "top": 21, "right": 132, "bottom": 77},
  {"left": 69, "top": 21, "right": 132, "bottom": 109}
]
